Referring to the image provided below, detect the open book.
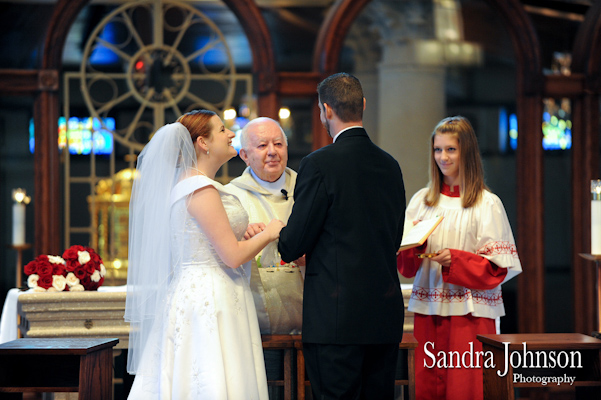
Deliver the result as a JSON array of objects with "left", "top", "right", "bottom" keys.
[{"left": 398, "top": 215, "right": 444, "bottom": 252}]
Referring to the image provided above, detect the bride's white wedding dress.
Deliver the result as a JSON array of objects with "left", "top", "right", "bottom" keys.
[{"left": 128, "top": 175, "right": 268, "bottom": 399}]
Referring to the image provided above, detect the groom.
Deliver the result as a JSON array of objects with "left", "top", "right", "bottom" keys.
[{"left": 278, "top": 72, "right": 406, "bottom": 399}]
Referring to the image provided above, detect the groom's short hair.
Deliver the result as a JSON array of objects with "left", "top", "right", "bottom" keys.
[{"left": 317, "top": 72, "right": 363, "bottom": 122}]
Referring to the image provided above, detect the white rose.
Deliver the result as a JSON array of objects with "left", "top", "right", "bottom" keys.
[
  {"left": 47, "top": 287, "right": 58, "bottom": 292},
  {"left": 77, "top": 251, "right": 91, "bottom": 265},
  {"left": 48, "top": 255, "right": 66, "bottom": 265},
  {"left": 91, "top": 270, "right": 101, "bottom": 282},
  {"left": 70, "top": 284, "right": 85, "bottom": 292},
  {"left": 65, "top": 272, "right": 80, "bottom": 287},
  {"left": 33, "top": 286, "right": 46, "bottom": 292},
  {"left": 27, "top": 274, "right": 39, "bottom": 288},
  {"left": 100, "top": 264, "right": 106, "bottom": 277},
  {"left": 52, "top": 275, "right": 67, "bottom": 291}
]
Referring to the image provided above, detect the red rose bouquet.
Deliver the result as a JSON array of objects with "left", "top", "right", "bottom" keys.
[
  {"left": 24, "top": 245, "right": 106, "bottom": 292},
  {"left": 24, "top": 255, "right": 68, "bottom": 292},
  {"left": 61, "top": 245, "right": 106, "bottom": 291}
]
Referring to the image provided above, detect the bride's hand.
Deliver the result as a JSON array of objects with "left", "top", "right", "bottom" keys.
[
  {"left": 244, "top": 222, "right": 266, "bottom": 240},
  {"left": 264, "top": 219, "right": 285, "bottom": 241}
]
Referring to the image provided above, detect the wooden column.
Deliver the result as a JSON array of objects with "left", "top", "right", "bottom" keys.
[
  {"left": 571, "top": 93, "right": 600, "bottom": 334},
  {"left": 543, "top": 73, "right": 596, "bottom": 334},
  {"left": 571, "top": 0, "right": 601, "bottom": 335},
  {"left": 33, "top": 77, "right": 61, "bottom": 255},
  {"left": 515, "top": 94, "right": 545, "bottom": 333}
]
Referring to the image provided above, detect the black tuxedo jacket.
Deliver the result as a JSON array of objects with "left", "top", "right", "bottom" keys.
[{"left": 278, "top": 127, "right": 406, "bottom": 344}]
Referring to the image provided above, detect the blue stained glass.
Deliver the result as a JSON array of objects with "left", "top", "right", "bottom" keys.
[
  {"left": 30, "top": 117, "right": 115, "bottom": 155},
  {"left": 89, "top": 22, "right": 120, "bottom": 66},
  {"left": 509, "top": 113, "right": 518, "bottom": 151}
]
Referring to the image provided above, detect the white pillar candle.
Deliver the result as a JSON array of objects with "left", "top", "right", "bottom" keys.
[
  {"left": 592, "top": 180, "right": 601, "bottom": 254},
  {"left": 12, "top": 202, "right": 25, "bottom": 246}
]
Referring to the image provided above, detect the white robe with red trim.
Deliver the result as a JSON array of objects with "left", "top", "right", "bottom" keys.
[
  {"left": 397, "top": 186, "right": 522, "bottom": 400},
  {"left": 400, "top": 187, "right": 522, "bottom": 319}
]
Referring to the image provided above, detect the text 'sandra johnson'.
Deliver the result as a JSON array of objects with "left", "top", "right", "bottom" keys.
[{"left": 424, "top": 341, "right": 582, "bottom": 380}]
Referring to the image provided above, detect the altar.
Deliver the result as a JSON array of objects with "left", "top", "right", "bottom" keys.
[
  {"left": 19, "top": 290, "right": 128, "bottom": 348},
  {"left": 1, "top": 286, "right": 128, "bottom": 347},
  {"left": 1, "top": 284, "right": 415, "bottom": 344}
]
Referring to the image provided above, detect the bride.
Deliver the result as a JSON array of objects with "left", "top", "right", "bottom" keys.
[{"left": 125, "top": 110, "right": 284, "bottom": 399}]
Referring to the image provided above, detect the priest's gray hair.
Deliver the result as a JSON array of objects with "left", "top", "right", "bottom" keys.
[{"left": 239, "top": 117, "right": 288, "bottom": 151}]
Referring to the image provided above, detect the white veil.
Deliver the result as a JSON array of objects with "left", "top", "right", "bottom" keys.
[{"left": 124, "top": 122, "right": 197, "bottom": 374}]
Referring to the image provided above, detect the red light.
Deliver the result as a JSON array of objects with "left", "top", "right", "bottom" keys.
[{"left": 135, "top": 60, "right": 144, "bottom": 70}]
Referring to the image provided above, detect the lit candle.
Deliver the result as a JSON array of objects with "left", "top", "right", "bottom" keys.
[
  {"left": 12, "top": 188, "right": 30, "bottom": 246},
  {"left": 592, "top": 180, "right": 601, "bottom": 254}
]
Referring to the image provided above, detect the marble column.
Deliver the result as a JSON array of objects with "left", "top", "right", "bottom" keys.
[
  {"left": 378, "top": 43, "right": 446, "bottom": 199},
  {"left": 369, "top": 0, "right": 446, "bottom": 198}
]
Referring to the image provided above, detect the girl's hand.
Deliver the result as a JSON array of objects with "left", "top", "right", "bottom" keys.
[{"left": 431, "top": 248, "right": 452, "bottom": 267}]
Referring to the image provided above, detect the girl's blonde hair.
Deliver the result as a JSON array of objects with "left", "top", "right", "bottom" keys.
[{"left": 425, "top": 116, "right": 488, "bottom": 208}]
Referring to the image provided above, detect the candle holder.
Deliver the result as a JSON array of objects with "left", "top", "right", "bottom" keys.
[
  {"left": 592, "top": 180, "right": 601, "bottom": 254},
  {"left": 580, "top": 253, "right": 601, "bottom": 333},
  {"left": 8, "top": 243, "right": 32, "bottom": 289}
]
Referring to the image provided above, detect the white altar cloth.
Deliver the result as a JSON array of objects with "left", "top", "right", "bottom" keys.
[{"left": 0, "top": 285, "right": 127, "bottom": 344}]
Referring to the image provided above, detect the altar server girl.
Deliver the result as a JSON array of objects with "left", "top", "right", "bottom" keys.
[{"left": 397, "top": 116, "right": 522, "bottom": 400}]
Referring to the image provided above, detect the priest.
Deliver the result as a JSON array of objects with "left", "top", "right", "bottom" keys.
[{"left": 227, "top": 117, "right": 303, "bottom": 334}]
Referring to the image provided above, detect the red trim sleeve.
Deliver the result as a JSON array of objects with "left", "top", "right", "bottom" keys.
[
  {"left": 396, "top": 242, "right": 427, "bottom": 278},
  {"left": 441, "top": 249, "right": 507, "bottom": 290}
]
